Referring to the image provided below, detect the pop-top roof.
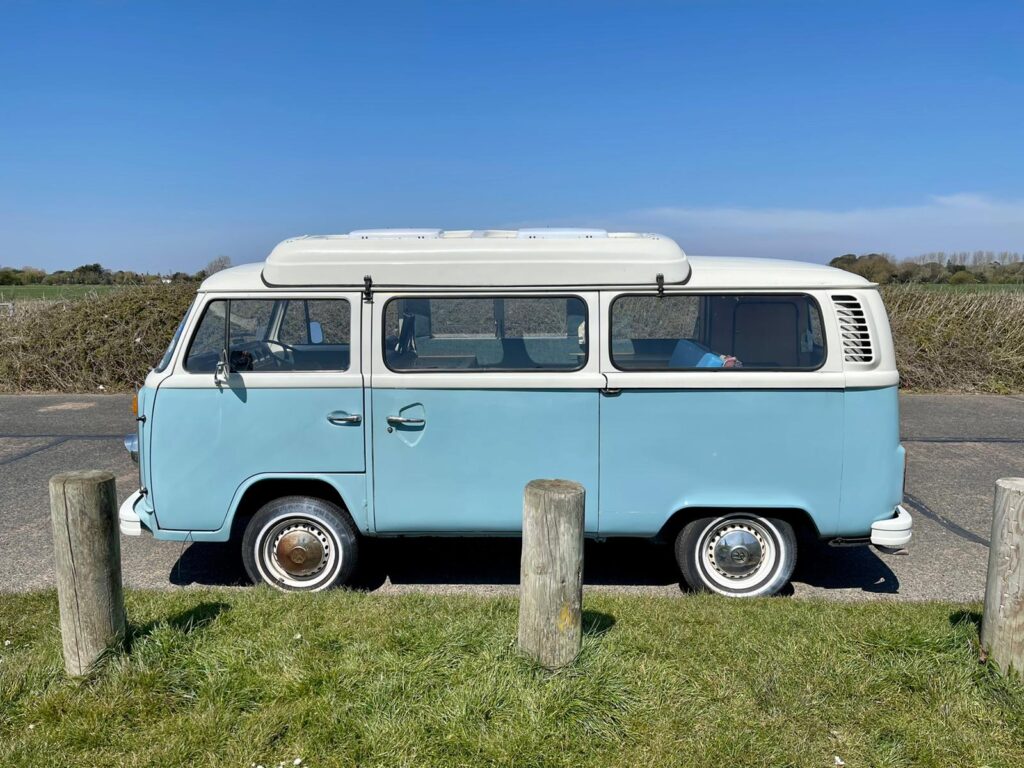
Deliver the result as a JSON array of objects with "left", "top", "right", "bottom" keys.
[{"left": 261, "top": 228, "right": 689, "bottom": 287}]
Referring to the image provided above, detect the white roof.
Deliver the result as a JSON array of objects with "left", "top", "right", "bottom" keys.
[
  {"left": 684, "top": 256, "right": 872, "bottom": 289},
  {"left": 259, "top": 229, "right": 689, "bottom": 288},
  {"left": 200, "top": 233, "right": 873, "bottom": 293}
]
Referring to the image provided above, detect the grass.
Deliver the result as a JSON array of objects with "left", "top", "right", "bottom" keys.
[
  {"left": 0, "top": 284, "right": 119, "bottom": 301},
  {"left": 1, "top": 590, "right": 1023, "bottom": 767}
]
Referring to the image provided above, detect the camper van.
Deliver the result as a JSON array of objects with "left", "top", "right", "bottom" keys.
[{"left": 121, "top": 229, "right": 911, "bottom": 596}]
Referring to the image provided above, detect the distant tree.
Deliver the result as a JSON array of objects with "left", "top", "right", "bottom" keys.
[
  {"left": 203, "top": 255, "right": 232, "bottom": 275},
  {"left": 20, "top": 266, "right": 45, "bottom": 284},
  {"left": 829, "top": 254, "right": 858, "bottom": 270},
  {"left": 949, "top": 270, "right": 980, "bottom": 285},
  {"left": 896, "top": 261, "right": 922, "bottom": 283}
]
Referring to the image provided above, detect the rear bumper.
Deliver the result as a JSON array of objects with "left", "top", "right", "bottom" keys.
[
  {"left": 119, "top": 490, "right": 147, "bottom": 537},
  {"left": 871, "top": 505, "right": 912, "bottom": 548}
]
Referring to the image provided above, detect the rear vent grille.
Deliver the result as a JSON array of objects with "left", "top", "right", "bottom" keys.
[{"left": 833, "top": 295, "right": 874, "bottom": 364}]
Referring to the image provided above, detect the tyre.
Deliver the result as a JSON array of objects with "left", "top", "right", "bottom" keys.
[
  {"left": 242, "top": 495, "right": 359, "bottom": 592},
  {"left": 675, "top": 513, "right": 796, "bottom": 597}
]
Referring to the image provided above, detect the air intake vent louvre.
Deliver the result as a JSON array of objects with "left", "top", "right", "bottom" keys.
[{"left": 833, "top": 294, "right": 874, "bottom": 364}]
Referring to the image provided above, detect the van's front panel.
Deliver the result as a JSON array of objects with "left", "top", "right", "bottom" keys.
[
  {"left": 369, "top": 293, "right": 602, "bottom": 534},
  {"left": 148, "top": 293, "right": 364, "bottom": 533}
]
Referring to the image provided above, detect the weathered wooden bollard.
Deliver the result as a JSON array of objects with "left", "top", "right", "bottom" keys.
[
  {"left": 518, "top": 479, "right": 585, "bottom": 669},
  {"left": 981, "top": 477, "right": 1024, "bottom": 676},
  {"left": 49, "top": 471, "right": 126, "bottom": 676}
]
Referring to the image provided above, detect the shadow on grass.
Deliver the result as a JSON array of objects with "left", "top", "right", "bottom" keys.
[
  {"left": 127, "top": 601, "right": 231, "bottom": 649},
  {"left": 949, "top": 609, "right": 982, "bottom": 632},
  {"left": 582, "top": 610, "right": 616, "bottom": 637}
]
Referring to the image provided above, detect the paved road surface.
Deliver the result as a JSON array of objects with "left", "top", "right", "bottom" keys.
[{"left": 2, "top": 393, "right": 1023, "bottom": 600}]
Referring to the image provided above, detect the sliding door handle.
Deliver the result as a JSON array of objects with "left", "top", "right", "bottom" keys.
[
  {"left": 386, "top": 415, "right": 425, "bottom": 426},
  {"left": 327, "top": 411, "right": 362, "bottom": 425}
]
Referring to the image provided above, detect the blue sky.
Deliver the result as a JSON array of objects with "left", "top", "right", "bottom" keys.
[{"left": 2, "top": 0, "right": 1022, "bottom": 272}]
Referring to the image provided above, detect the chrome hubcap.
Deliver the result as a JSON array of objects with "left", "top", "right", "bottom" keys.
[
  {"left": 712, "top": 529, "right": 763, "bottom": 576},
  {"left": 703, "top": 520, "right": 773, "bottom": 583}
]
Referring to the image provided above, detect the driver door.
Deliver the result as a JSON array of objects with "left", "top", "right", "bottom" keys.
[{"left": 149, "top": 293, "right": 365, "bottom": 532}]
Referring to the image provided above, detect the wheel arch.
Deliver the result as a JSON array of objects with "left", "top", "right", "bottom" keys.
[
  {"left": 657, "top": 506, "right": 820, "bottom": 546},
  {"left": 227, "top": 474, "right": 368, "bottom": 541}
]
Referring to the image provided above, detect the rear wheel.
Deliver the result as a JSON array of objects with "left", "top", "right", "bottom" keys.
[
  {"left": 676, "top": 513, "right": 796, "bottom": 597},
  {"left": 242, "top": 496, "right": 358, "bottom": 592}
]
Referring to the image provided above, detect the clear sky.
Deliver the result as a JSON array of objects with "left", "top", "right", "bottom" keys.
[{"left": 2, "top": 0, "right": 1022, "bottom": 272}]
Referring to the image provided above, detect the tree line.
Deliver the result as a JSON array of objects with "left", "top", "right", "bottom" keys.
[
  {"left": 0, "top": 256, "right": 232, "bottom": 286},
  {"left": 830, "top": 252, "right": 1024, "bottom": 285}
]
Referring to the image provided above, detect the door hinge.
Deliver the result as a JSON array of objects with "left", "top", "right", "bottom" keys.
[
  {"left": 363, "top": 275, "right": 373, "bottom": 303},
  {"left": 656, "top": 273, "right": 665, "bottom": 297},
  {"left": 601, "top": 387, "right": 622, "bottom": 396},
  {"left": 136, "top": 415, "right": 147, "bottom": 423}
]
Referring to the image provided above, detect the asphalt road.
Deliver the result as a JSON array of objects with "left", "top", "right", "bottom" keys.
[{"left": 2, "top": 393, "right": 1023, "bottom": 601}]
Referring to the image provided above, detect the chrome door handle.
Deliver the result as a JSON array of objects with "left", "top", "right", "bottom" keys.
[
  {"left": 386, "top": 415, "right": 425, "bottom": 426},
  {"left": 326, "top": 411, "right": 362, "bottom": 425}
]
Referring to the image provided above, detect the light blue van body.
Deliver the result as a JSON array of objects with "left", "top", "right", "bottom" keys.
[{"left": 129, "top": 379, "right": 903, "bottom": 544}]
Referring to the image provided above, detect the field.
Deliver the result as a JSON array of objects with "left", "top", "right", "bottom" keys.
[
  {"left": 908, "top": 283, "right": 1024, "bottom": 292},
  {"left": 1, "top": 589, "right": 1023, "bottom": 767},
  {"left": 0, "top": 284, "right": 119, "bottom": 301}
]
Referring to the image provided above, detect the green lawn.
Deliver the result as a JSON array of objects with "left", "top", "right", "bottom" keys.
[
  {"left": 2, "top": 590, "right": 1022, "bottom": 767},
  {"left": 0, "top": 284, "right": 120, "bottom": 301}
]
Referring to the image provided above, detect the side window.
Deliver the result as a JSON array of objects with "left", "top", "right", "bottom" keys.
[
  {"left": 185, "top": 298, "right": 350, "bottom": 373},
  {"left": 383, "top": 296, "right": 587, "bottom": 372},
  {"left": 610, "top": 294, "right": 826, "bottom": 371}
]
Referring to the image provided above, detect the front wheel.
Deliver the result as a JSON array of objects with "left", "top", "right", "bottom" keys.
[
  {"left": 242, "top": 496, "right": 359, "bottom": 592},
  {"left": 676, "top": 513, "right": 796, "bottom": 597}
]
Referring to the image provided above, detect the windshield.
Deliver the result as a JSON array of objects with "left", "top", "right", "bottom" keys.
[{"left": 153, "top": 303, "right": 192, "bottom": 373}]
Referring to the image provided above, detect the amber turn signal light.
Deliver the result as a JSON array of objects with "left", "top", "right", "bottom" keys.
[{"left": 131, "top": 393, "right": 138, "bottom": 417}]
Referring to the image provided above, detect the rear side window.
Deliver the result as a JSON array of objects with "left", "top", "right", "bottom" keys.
[
  {"left": 611, "top": 294, "right": 825, "bottom": 371},
  {"left": 383, "top": 296, "right": 587, "bottom": 372},
  {"left": 185, "top": 298, "right": 350, "bottom": 373}
]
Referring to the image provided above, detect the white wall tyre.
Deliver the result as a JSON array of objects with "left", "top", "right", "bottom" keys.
[
  {"left": 676, "top": 514, "right": 796, "bottom": 597},
  {"left": 242, "top": 496, "right": 358, "bottom": 592}
]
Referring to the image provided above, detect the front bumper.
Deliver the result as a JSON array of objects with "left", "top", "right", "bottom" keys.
[
  {"left": 124, "top": 434, "right": 139, "bottom": 464},
  {"left": 119, "top": 490, "right": 146, "bottom": 537},
  {"left": 871, "top": 505, "right": 913, "bottom": 548}
]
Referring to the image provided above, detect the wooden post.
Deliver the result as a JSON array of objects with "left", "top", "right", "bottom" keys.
[
  {"left": 518, "top": 479, "right": 585, "bottom": 669},
  {"left": 49, "top": 470, "right": 126, "bottom": 676},
  {"left": 982, "top": 477, "right": 1024, "bottom": 676}
]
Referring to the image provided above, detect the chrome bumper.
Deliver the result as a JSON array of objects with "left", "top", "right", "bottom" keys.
[
  {"left": 124, "top": 434, "right": 139, "bottom": 464},
  {"left": 871, "top": 505, "right": 912, "bottom": 548},
  {"left": 119, "top": 490, "right": 145, "bottom": 536}
]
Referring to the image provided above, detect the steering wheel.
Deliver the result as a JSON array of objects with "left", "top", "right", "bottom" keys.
[{"left": 270, "top": 341, "right": 298, "bottom": 369}]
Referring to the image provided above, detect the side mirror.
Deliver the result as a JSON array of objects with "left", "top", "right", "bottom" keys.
[
  {"left": 309, "top": 320, "right": 324, "bottom": 344},
  {"left": 214, "top": 348, "right": 230, "bottom": 386}
]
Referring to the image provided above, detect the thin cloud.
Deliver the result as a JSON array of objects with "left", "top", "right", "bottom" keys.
[{"left": 604, "top": 194, "right": 1024, "bottom": 262}]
